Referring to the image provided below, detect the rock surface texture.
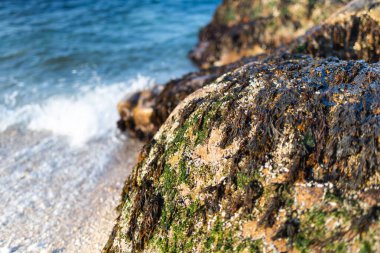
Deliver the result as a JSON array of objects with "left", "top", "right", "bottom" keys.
[
  {"left": 117, "top": 56, "right": 264, "bottom": 140},
  {"left": 189, "top": 0, "right": 351, "bottom": 68},
  {"left": 287, "top": 0, "right": 380, "bottom": 62},
  {"left": 118, "top": 1, "right": 380, "bottom": 140},
  {"left": 105, "top": 55, "right": 380, "bottom": 252}
]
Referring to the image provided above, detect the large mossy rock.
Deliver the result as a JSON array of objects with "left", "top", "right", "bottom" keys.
[
  {"left": 105, "top": 55, "right": 380, "bottom": 252},
  {"left": 189, "top": 0, "right": 350, "bottom": 68}
]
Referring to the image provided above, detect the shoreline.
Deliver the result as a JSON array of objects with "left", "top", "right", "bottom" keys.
[
  {"left": 71, "top": 139, "right": 143, "bottom": 253},
  {"left": 0, "top": 129, "right": 142, "bottom": 253}
]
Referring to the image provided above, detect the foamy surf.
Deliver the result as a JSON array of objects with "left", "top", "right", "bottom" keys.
[
  {"left": 0, "top": 75, "right": 153, "bottom": 252},
  {"left": 0, "top": 75, "right": 154, "bottom": 146}
]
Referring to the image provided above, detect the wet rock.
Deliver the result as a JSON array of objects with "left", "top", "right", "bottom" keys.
[
  {"left": 118, "top": 1, "right": 380, "bottom": 140},
  {"left": 287, "top": 0, "right": 380, "bottom": 62},
  {"left": 105, "top": 55, "right": 380, "bottom": 252},
  {"left": 117, "top": 56, "right": 265, "bottom": 140},
  {"left": 117, "top": 89, "right": 159, "bottom": 140},
  {"left": 189, "top": 0, "right": 350, "bottom": 68}
]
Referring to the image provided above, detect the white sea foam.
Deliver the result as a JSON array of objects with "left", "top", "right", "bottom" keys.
[
  {"left": 0, "top": 75, "right": 155, "bottom": 146},
  {"left": 0, "top": 246, "right": 11, "bottom": 253}
]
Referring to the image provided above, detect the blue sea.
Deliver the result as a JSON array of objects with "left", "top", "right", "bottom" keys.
[{"left": 0, "top": 1, "right": 219, "bottom": 252}]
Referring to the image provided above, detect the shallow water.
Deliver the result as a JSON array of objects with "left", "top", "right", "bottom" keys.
[{"left": 0, "top": 1, "right": 219, "bottom": 252}]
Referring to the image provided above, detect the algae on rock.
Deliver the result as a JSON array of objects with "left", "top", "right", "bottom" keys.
[
  {"left": 287, "top": 0, "right": 380, "bottom": 62},
  {"left": 116, "top": 56, "right": 264, "bottom": 140},
  {"left": 118, "top": 1, "right": 380, "bottom": 140},
  {"left": 105, "top": 55, "right": 380, "bottom": 252}
]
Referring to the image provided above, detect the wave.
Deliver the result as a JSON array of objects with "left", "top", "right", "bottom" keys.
[{"left": 0, "top": 75, "right": 155, "bottom": 147}]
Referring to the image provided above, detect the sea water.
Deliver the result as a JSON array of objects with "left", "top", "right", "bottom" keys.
[{"left": 0, "top": 1, "right": 219, "bottom": 252}]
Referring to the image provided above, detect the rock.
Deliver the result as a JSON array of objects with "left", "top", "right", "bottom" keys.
[
  {"left": 117, "top": 56, "right": 265, "bottom": 140},
  {"left": 118, "top": 0, "right": 380, "bottom": 140},
  {"left": 189, "top": 0, "right": 350, "bottom": 68},
  {"left": 105, "top": 54, "right": 380, "bottom": 252},
  {"left": 287, "top": 0, "right": 380, "bottom": 62},
  {"left": 117, "top": 89, "right": 159, "bottom": 140}
]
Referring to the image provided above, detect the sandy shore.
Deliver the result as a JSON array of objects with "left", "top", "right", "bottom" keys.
[
  {"left": 72, "top": 139, "right": 143, "bottom": 252},
  {"left": 0, "top": 128, "right": 143, "bottom": 253}
]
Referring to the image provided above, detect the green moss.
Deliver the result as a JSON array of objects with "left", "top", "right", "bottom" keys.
[
  {"left": 171, "top": 223, "right": 185, "bottom": 251},
  {"left": 159, "top": 198, "right": 174, "bottom": 228},
  {"left": 331, "top": 206, "right": 351, "bottom": 222},
  {"left": 179, "top": 159, "right": 187, "bottom": 183},
  {"left": 295, "top": 209, "right": 327, "bottom": 251},
  {"left": 195, "top": 101, "right": 222, "bottom": 145},
  {"left": 150, "top": 235, "right": 169, "bottom": 253},
  {"left": 201, "top": 218, "right": 250, "bottom": 252},
  {"left": 225, "top": 8, "right": 236, "bottom": 22},
  {"left": 122, "top": 193, "right": 130, "bottom": 202},
  {"left": 296, "top": 43, "right": 307, "bottom": 53},
  {"left": 314, "top": 210, "right": 326, "bottom": 225},
  {"left": 183, "top": 239, "right": 195, "bottom": 252},
  {"left": 268, "top": 0, "right": 277, "bottom": 8},
  {"left": 156, "top": 203, "right": 198, "bottom": 252},
  {"left": 237, "top": 238, "right": 263, "bottom": 253},
  {"left": 325, "top": 191, "right": 344, "bottom": 203},
  {"left": 188, "top": 200, "right": 199, "bottom": 216},
  {"left": 204, "top": 218, "right": 223, "bottom": 250},
  {"left": 295, "top": 233, "right": 312, "bottom": 252},
  {"left": 359, "top": 241, "right": 374, "bottom": 253},
  {"left": 281, "top": 6, "right": 290, "bottom": 16},
  {"left": 221, "top": 92, "right": 238, "bottom": 103},
  {"left": 205, "top": 236, "right": 215, "bottom": 250},
  {"left": 223, "top": 233, "right": 234, "bottom": 251},
  {"left": 195, "top": 124, "right": 208, "bottom": 145},
  {"left": 307, "top": 209, "right": 326, "bottom": 234},
  {"left": 162, "top": 164, "right": 176, "bottom": 193},
  {"left": 293, "top": 192, "right": 373, "bottom": 252},
  {"left": 167, "top": 114, "right": 199, "bottom": 156},
  {"left": 237, "top": 172, "right": 251, "bottom": 188},
  {"left": 250, "top": 6, "right": 263, "bottom": 19},
  {"left": 359, "top": 241, "right": 373, "bottom": 253},
  {"left": 303, "top": 129, "right": 315, "bottom": 150},
  {"left": 326, "top": 241, "right": 347, "bottom": 253},
  {"left": 159, "top": 164, "right": 179, "bottom": 232},
  {"left": 325, "top": 192, "right": 361, "bottom": 222},
  {"left": 285, "top": 197, "right": 294, "bottom": 208}
]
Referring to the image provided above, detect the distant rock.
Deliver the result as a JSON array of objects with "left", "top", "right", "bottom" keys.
[
  {"left": 105, "top": 54, "right": 380, "bottom": 252},
  {"left": 189, "top": 0, "right": 351, "bottom": 68},
  {"left": 116, "top": 56, "right": 265, "bottom": 140},
  {"left": 287, "top": 0, "right": 380, "bottom": 62}
]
